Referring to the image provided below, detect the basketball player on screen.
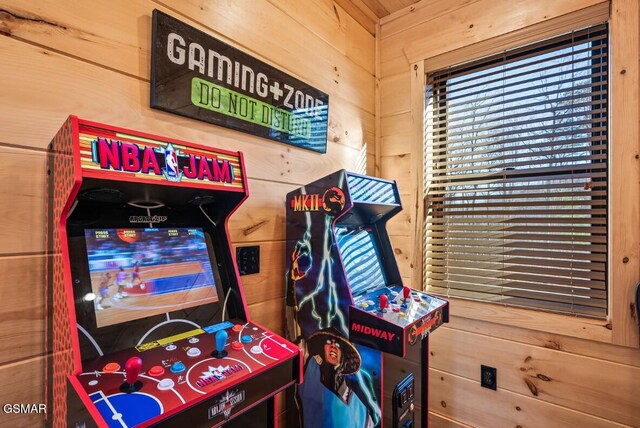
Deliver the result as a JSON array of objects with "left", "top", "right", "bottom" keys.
[
  {"left": 95, "top": 272, "right": 112, "bottom": 311},
  {"left": 114, "top": 266, "right": 128, "bottom": 300}
]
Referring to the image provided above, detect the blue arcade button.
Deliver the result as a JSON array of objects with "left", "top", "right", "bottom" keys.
[
  {"left": 170, "top": 361, "right": 186, "bottom": 374},
  {"left": 241, "top": 335, "right": 252, "bottom": 344}
]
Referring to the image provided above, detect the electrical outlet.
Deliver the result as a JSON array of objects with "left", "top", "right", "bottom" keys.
[
  {"left": 236, "top": 246, "right": 260, "bottom": 275},
  {"left": 481, "top": 365, "right": 497, "bottom": 390}
]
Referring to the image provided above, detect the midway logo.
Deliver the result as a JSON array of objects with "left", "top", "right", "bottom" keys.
[{"left": 351, "top": 322, "right": 396, "bottom": 341}]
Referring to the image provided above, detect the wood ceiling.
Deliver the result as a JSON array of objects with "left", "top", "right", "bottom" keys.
[{"left": 334, "top": 0, "right": 419, "bottom": 34}]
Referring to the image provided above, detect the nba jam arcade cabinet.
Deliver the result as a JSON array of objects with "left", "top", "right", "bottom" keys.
[
  {"left": 45, "top": 116, "right": 301, "bottom": 427},
  {"left": 285, "top": 170, "right": 449, "bottom": 428}
]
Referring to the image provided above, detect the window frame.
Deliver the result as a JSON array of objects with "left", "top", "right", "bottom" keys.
[{"left": 404, "top": 6, "right": 639, "bottom": 347}]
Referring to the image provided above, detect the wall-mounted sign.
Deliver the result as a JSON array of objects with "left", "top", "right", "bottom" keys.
[{"left": 151, "top": 10, "right": 329, "bottom": 153}]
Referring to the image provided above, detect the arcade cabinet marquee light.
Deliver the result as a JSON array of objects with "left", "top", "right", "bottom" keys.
[{"left": 45, "top": 116, "right": 302, "bottom": 428}]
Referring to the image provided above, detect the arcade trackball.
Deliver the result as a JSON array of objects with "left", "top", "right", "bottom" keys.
[{"left": 120, "top": 356, "right": 143, "bottom": 393}]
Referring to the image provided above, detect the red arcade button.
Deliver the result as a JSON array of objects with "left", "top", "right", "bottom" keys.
[
  {"left": 148, "top": 366, "right": 165, "bottom": 377},
  {"left": 232, "top": 325, "right": 243, "bottom": 332},
  {"left": 103, "top": 362, "right": 120, "bottom": 373},
  {"left": 392, "top": 307, "right": 400, "bottom": 313},
  {"left": 232, "top": 342, "right": 244, "bottom": 351}
]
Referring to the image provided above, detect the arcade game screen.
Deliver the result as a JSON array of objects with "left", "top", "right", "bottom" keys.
[{"left": 84, "top": 227, "right": 218, "bottom": 327}]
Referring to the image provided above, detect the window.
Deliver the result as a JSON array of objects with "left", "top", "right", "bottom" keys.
[{"left": 423, "top": 25, "right": 608, "bottom": 318}]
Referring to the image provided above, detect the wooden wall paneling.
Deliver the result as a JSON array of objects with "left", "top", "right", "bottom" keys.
[
  {"left": 386, "top": 204, "right": 412, "bottom": 235},
  {"left": 444, "top": 298, "right": 611, "bottom": 343},
  {"left": 382, "top": 0, "right": 608, "bottom": 64},
  {"left": 427, "top": 412, "right": 474, "bottom": 428},
  {"left": 430, "top": 328, "right": 640, "bottom": 426},
  {"left": 447, "top": 316, "right": 640, "bottom": 368},
  {"left": 429, "top": 368, "right": 630, "bottom": 428},
  {"left": 379, "top": 71, "right": 411, "bottom": 116},
  {"left": 332, "top": 0, "right": 378, "bottom": 35},
  {"left": 610, "top": 0, "right": 640, "bottom": 348},
  {"left": 389, "top": 234, "right": 412, "bottom": 278},
  {"left": 379, "top": 0, "right": 480, "bottom": 39},
  {"left": 228, "top": 179, "right": 296, "bottom": 244},
  {"left": 409, "top": 60, "right": 425, "bottom": 289},
  {"left": 0, "top": 0, "right": 374, "bottom": 113},
  {"left": 0, "top": 146, "right": 46, "bottom": 256},
  {"left": 422, "top": 2, "right": 611, "bottom": 73},
  {"left": 381, "top": 154, "right": 412, "bottom": 193},
  {"left": 0, "top": 255, "right": 46, "bottom": 365},
  {"left": 374, "top": 21, "right": 382, "bottom": 175},
  {"left": 265, "top": 0, "right": 375, "bottom": 74},
  {"left": 157, "top": 0, "right": 374, "bottom": 111},
  {"left": 0, "top": 355, "right": 47, "bottom": 427},
  {"left": 0, "top": 39, "right": 367, "bottom": 184},
  {"left": 0, "top": 2, "right": 373, "bottom": 160}
]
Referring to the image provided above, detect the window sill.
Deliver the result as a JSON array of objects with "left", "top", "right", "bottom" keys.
[{"left": 443, "top": 296, "right": 612, "bottom": 343}]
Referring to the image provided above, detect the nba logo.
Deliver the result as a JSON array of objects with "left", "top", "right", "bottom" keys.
[
  {"left": 165, "top": 145, "right": 179, "bottom": 179},
  {"left": 160, "top": 143, "right": 182, "bottom": 182}
]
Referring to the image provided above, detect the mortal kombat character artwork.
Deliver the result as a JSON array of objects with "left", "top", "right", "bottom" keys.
[{"left": 297, "top": 328, "right": 377, "bottom": 428}]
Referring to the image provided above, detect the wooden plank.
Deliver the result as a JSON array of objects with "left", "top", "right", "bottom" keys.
[
  {"left": 388, "top": 234, "right": 412, "bottom": 278},
  {"left": 429, "top": 368, "right": 631, "bottom": 428},
  {"left": 266, "top": 0, "right": 376, "bottom": 75},
  {"left": 380, "top": 71, "right": 411, "bottom": 116},
  {"left": 0, "top": 0, "right": 374, "bottom": 112},
  {"left": 234, "top": 241, "right": 286, "bottom": 306},
  {"left": 380, "top": 0, "right": 480, "bottom": 39},
  {"left": 248, "top": 298, "right": 286, "bottom": 336},
  {"left": 446, "top": 316, "right": 640, "bottom": 368},
  {"left": 0, "top": 35, "right": 367, "bottom": 163},
  {"left": 229, "top": 180, "right": 297, "bottom": 244},
  {"left": 430, "top": 328, "right": 640, "bottom": 426},
  {"left": 0, "top": 255, "right": 46, "bottom": 364},
  {"left": 380, "top": 154, "right": 412, "bottom": 194},
  {"left": 423, "top": 2, "right": 611, "bottom": 73},
  {"left": 0, "top": 355, "right": 46, "bottom": 428},
  {"left": 610, "top": 0, "right": 640, "bottom": 348},
  {"left": 409, "top": 60, "right": 425, "bottom": 293},
  {"left": 374, "top": 21, "right": 382, "bottom": 176},
  {"left": 380, "top": 0, "right": 607, "bottom": 64},
  {"left": 437, "top": 297, "right": 611, "bottom": 343},
  {"left": 0, "top": 146, "right": 46, "bottom": 255},
  {"left": 428, "top": 411, "right": 473, "bottom": 428},
  {"left": 386, "top": 200, "right": 412, "bottom": 235},
  {"left": 333, "top": 0, "right": 377, "bottom": 35}
]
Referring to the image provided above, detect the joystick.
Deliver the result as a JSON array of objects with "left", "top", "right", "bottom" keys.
[
  {"left": 212, "top": 329, "right": 228, "bottom": 358},
  {"left": 403, "top": 286, "right": 411, "bottom": 302},
  {"left": 378, "top": 294, "right": 388, "bottom": 313},
  {"left": 120, "top": 356, "right": 143, "bottom": 393}
]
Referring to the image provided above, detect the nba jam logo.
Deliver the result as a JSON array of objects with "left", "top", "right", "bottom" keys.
[
  {"left": 91, "top": 137, "right": 235, "bottom": 184},
  {"left": 208, "top": 390, "right": 245, "bottom": 420}
]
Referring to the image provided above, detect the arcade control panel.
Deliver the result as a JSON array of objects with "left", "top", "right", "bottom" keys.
[
  {"left": 348, "top": 285, "right": 449, "bottom": 356},
  {"left": 75, "top": 320, "right": 301, "bottom": 428}
]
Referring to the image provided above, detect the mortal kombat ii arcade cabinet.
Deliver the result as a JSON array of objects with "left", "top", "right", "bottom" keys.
[{"left": 285, "top": 170, "right": 449, "bottom": 428}]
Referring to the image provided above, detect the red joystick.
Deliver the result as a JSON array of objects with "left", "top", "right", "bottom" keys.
[
  {"left": 403, "top": 286, "right": 411, "bottom": 301},
  {"left": 378, "top": 294, "right": 388, "bottom": 312},
  {"left": 120, "top": 356, "right": 143, "bottom": 393}
]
